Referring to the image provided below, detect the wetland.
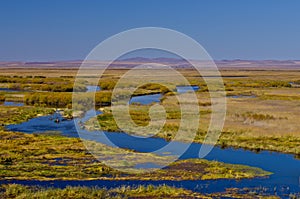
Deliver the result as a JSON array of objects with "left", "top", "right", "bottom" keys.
[{"left": 0, "top": 66, "right": 300, "bottom": 198}]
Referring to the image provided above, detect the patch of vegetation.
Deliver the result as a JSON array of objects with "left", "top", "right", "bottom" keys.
[
  {"left": 260, "top": 94, "right": 300, "bottom": 101},
  {"left": 95, "top": 104, "right": 181, "bottom": 135},
  {"left": 0, "top": 131, "right": 271, "bottom": 181},
  {"left": 235, "top": 112, "right": 277, "bottom": 121},
  {"left": 209, "top": 187, "right": 281, "bottom": 199},
  {"left": 95, "top": 102, "right": 210, "bottom": 139},
  {"left": 0, "top": 106, "right": 54, "bottom": 126},
  {"left": 0, "top": 184, "right": 208, "bottom": 199},
  {"left": 99, "top": 79, "right": 117, "bottom": 90},
  {"left": 125, "top": 159, "right": 271, "bottom": 181},
  {"left": 25, "top": 91, "right": 112, "bottom": 109},
  {"left": 219, "top": 132, "right": 300, "bottom": 155},
  {"left": 0, "top": 94, "right": 5, "bottom": 102},
  {"left": 137, "top": 83, "right": 175, "bottom": 95},
  {"left": 0, "top": 76, "right": 86, "bottom": 92},
  {"left": 25, "top": 92, "right": 73, "bottom": 108},
  {"left": 226, "top": 90, "right": 257, "bottom": 97},
  {"left": 0, "top": 184, "right": 281, "bottom": 199},
  {"left": 225, "top": 79, "right": 291, "bottom": 88}
]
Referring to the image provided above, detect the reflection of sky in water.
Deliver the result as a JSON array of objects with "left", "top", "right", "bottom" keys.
[
  {"left": 176, "top": 85, "right": 199, "bottom": 94},
  {"left": 129, "top": 86, "right": 199, "bottom": 105},
  {"left": 3, "top": 101, "right": 24, "bottom": 106},
  {"left": 130, "top": 94, "right": 161, "bottom": 105},
  {"left": 0, "top": 88, "right": 20, "bottom": 92},
  {"left": 86, "top": 85, "right": 101, "bottom": 92}
]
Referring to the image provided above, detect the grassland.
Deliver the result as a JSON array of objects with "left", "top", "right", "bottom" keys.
[{"left": 1, "top": 67, "right": 300, "bottom": 156}]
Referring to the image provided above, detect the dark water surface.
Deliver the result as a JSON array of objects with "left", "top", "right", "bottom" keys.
[
  {"left": 2, "top": 101, "right": 24, "bottom": 106},
  {"left": 0, "top": 88, "right": 20, "bottom": 92}
]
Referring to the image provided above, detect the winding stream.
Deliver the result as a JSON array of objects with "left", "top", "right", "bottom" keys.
[{"left": 4, "top": 86, "right": 300, "bottom": 198}]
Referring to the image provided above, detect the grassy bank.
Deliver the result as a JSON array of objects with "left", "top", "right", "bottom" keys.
[
  {"left": 0, "top": 106, "right": 54, "bottom": 127},
  {"left": 0, "top": 184, "right": 281, "bottom": 199},
  {"left": 0, "top": 184, "right": 207, "bottom": 199}
]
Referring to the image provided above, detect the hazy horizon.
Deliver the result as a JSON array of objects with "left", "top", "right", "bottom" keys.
[{"left": 1, "top": 57, "right": 300, "bottom": 63}]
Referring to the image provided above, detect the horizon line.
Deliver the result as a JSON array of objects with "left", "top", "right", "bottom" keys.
[{"left": 1, "top": 58, "right": 300, "bottom": 63}]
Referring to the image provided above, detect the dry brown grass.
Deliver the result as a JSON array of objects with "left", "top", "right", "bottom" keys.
[{"left": 2, "top": 67, "right": 300, "bottom": 153}]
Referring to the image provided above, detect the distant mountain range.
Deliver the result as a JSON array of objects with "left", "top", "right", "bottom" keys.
[{"left": 0, "top": 58, "right": 300, "bottom": 69}]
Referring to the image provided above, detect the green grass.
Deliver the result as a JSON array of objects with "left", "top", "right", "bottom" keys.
[
  {"left": 25, "top": 91, "right": 112, "bottom": 109},
  {"left": 125, "top": 159, "right": 271, "bottom": 181},
  {"left": 0, "top": 131, "right": 271, "bottom": 181},
  {"left": 0, "top": 76, "right": 86, "bottom": 92},
  {"left": 0, "top": 184, "right": 281, "bottom": 199},
  {"left": 218, "top": 133, "right": 300, "bottom": 155},
  {"left": 0, "top": 106, "right": 54, "bottom": 127},
  {"left": 0, "top": 184, "right": 209, "bottom": 199}
]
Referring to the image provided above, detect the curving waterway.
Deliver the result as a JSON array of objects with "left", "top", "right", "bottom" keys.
[{"left": 4, "top": 86, "right": 300, "bottom": 198}]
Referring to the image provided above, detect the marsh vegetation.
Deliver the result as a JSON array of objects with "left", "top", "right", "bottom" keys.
[
  {"left": 0, "top": 67, "right": 300, "bottom": 197},
  {"left": 0, "top": 184, "right": 281, "bottom": 199},
  {"left": 0, "top": 131, "right": 271, "bottom": 181}
]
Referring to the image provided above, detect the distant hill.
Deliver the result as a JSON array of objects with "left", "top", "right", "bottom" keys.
[{"left": 0, "top": 58, "right": 300, "bottom": 70}]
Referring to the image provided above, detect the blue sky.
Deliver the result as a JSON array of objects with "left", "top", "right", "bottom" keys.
[{"left": 0, "top": 0, "right": 299, "bottom": 61}]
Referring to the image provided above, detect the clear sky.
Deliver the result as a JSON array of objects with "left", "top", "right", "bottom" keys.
[{"left": 0, "top": 0, "right": 299, "bottom": 61}]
